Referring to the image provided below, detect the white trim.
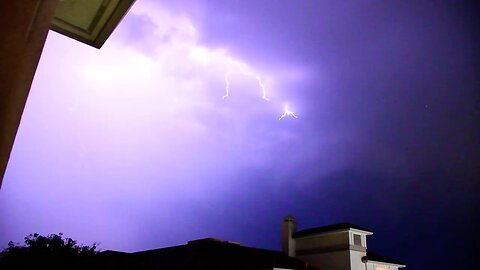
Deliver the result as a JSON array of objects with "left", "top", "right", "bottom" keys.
[
  {"left": 366, "top": 260, "right": 406, "bottom": 268},
  {"left": 351, "top": 228, "right": 373, "bottom": 235},
  {"left": 295, "top": 228, "right": 372, "bottom": 239}
]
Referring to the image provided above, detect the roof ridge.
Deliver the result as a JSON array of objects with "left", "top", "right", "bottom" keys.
[{"left": 294, "top": 222, "right": 373, "bottom": 238}]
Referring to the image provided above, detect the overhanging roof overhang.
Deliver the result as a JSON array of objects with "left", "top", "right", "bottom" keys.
[{"left": 51, "top": 0, "right": 135, "bottom": 49}]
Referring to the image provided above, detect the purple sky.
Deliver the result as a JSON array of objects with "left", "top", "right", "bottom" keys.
[{"left": 1, "top": 1, "right": 479, "bottom": 269}]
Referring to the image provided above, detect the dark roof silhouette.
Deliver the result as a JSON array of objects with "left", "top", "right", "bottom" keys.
[
  {"left": 294, "top": 223, "right": 372, "bottom": 238},
  {"left": 93, "top": 238, "right": 318, "bottom": 270},
  {"left": 362, "top": 251, "right": 406, "bottom": 266}
]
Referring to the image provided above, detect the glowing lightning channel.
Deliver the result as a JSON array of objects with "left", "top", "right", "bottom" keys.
[
  {"left": 223, "top": 61, "right": 269, "bottom": 101},
  {"left": 279, "top": 103, "right": 298, "bottom": 120},
  {"left": 255, "top": 75, "right": 269, "bottom": 101},
  {"left": 223, "top": 70, "right": 232, "bottom": 99}
]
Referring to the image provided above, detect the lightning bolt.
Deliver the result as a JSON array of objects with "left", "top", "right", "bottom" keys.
[
  {"left": 223, "top": 70, "right": 232, "bottom": 99},
  {"left": 223, "top": 61, "right": 269, "bottom": 101},
  {"left": 221, "top": 59, "right": 298, "bottom": 120},
  {"left": 279, "top": 103, "right": 298, "bottom": 120}
]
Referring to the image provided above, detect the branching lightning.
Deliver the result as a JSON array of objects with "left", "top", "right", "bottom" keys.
[
  {"left": 279, "top": 103, "right": 298, "bottom": 120},
  {"left": 221, "top": 60, "right": 298, "bottom": 121},
  {"left": 223, "top": 61, "right": 269, "bottom": 101}
]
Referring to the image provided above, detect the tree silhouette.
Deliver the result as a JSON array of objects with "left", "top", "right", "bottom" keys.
[{"left": 0, "top": 233, "right": 98, "bottom": 269}]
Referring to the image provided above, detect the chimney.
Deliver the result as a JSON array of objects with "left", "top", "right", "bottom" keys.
[{"left": 282, "top": 215, "right": 296, "bottom": 256}]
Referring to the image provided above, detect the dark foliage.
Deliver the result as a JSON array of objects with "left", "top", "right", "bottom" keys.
[{"left": 0, "top": 233, "right": 98, "bottom": 270}]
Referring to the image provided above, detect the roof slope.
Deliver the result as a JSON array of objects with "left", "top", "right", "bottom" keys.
[
  {"left": 93, "top": 239, "right": 318, "bottom": 270},
  {"left": 362, "top": 251, "right": 406, "bottom": 266}
]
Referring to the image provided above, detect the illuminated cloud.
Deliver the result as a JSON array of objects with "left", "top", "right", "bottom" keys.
[
  {"left": 0, "top": 1, "right": 310, "bottom": 251},
  {"left": 110, "top": 1, "right": 297, "bottom": 120},
  {"left": 3, "top": 3, "right": 474, "bottom": 267}
]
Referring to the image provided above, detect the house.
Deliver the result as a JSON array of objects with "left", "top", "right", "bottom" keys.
[
  {"left": 93, "top": 216, "right": 405, "bottom": 270},
  {"left": 282, "top": 216, "right": 405, "bottom": 270}
]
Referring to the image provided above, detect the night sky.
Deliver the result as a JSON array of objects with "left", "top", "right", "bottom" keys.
[{"left": 1, "top": 1, "right": 479, "bottom": 269}]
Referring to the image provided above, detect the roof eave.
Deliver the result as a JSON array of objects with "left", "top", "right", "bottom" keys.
[{"left": 50, "top": 0, "right": 135, "bottom": 49}]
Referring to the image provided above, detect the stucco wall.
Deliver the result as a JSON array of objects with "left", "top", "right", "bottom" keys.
[
  {"left": 298, "top": 250, "right": 351, "bottom": 270},
  {"left": 0, "top": 0, "right": 59, "bottom": 188},
  {"left": 296, "top": 232, "right": 349, "bottom": 251},
  {"left": 349, "top": 250, "right": 367, "bottom": 270}
]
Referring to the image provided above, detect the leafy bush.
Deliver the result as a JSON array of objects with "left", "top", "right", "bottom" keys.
[{"left": 0, "top": 233, "right": 98, "bottom": 269}]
